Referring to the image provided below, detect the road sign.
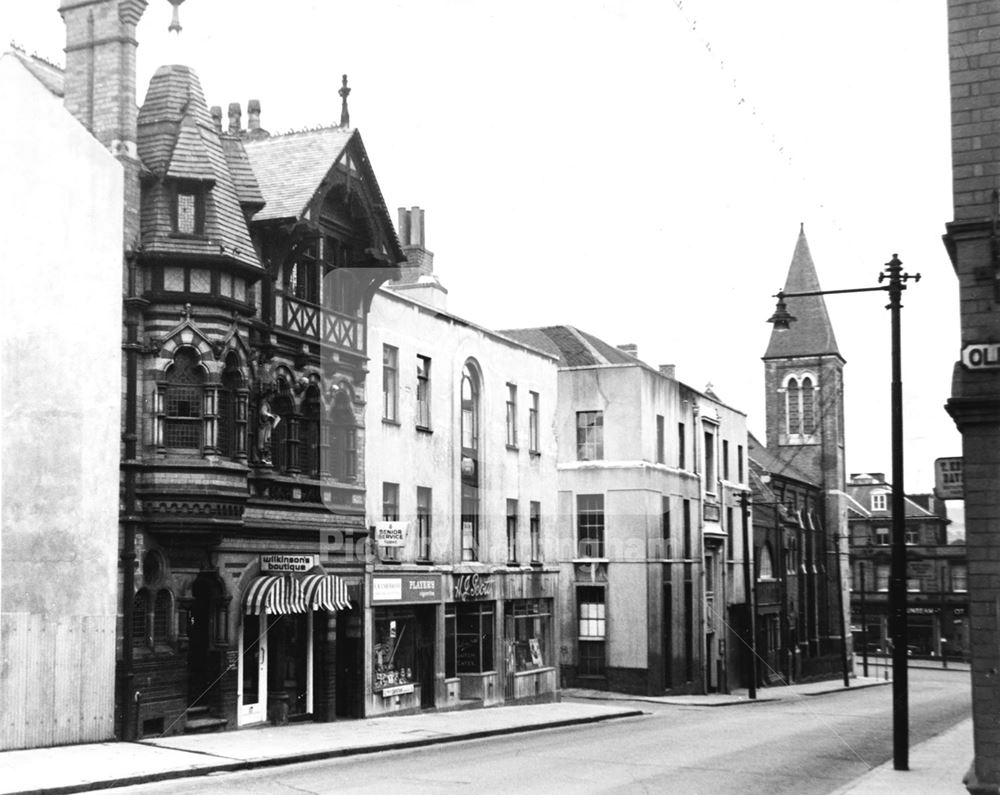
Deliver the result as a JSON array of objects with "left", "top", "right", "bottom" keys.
[{"left": 934, "top": 457, "right": 963, "bottom": 500}]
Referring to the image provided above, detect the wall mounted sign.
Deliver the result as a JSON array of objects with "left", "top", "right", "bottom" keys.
[
  {"left": 382, "top": 683, "right": 415, "bottom": 697},
  {"left": 934, "top": 457, "right": 964, "bottom": 500},
  {"left": 453, "top": 573, "right": 493, "bottom": 601},
  {"left": 961, "top": 342, "right": 1000, "bottom": 370},
  {"left": 260, "top": 554, "right": 318, "bottom": 573},
  {"left": 372, "top": 574, "right": 441, "bottom": 603},
  {"left": 374, "top": 521, "right": 408, "bottom": 547}
]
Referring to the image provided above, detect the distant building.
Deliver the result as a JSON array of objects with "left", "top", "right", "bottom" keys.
[
  {"left": 751, "top": 228, "right": 852, "bottom": 686},
  {"left": 501, "top": 329, "right": 750, "bottom": 695},
  {"left": 846, "top": 473, "right": 968, "bottom": 661},
  {"left": 363, "top": 210, "right": 560, "bottom": 713}
]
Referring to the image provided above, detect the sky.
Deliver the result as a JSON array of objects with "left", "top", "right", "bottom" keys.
[{"left": 1, "top": 1, "right": 963, "bottom": 507}]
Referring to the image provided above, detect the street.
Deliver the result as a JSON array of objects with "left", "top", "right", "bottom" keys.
[{"left": 107, "top": 668, "right": 970, "bottom": 794}]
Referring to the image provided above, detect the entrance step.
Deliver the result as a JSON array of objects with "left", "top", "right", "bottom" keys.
[{"left": 184, "top": 706, "right": 228, "bottom": 734}]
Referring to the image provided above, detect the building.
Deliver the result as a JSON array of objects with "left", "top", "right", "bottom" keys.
[
  {"left": 0, "top": 47, "right": 123, "bottom": 750},
  {"left": 43, "top": 0, "right": 407, "bottom": 738},
  {"left": 846, "top": 473, "right": 968, "bottom": 661},
  {"left": 500, "top": 329, "right": 751, "bottom": 695},
  {"left": 753, "top": 228, "right": 852, "bottom": 686},
  {"left": 362, "top": 210, "right": 560, "bottom": 714},
  {"left": 942, "top": 2, "right": 1000, "bottom": 791}
]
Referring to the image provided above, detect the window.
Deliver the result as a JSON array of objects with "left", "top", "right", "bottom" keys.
[
  {"left": 174, "top": 187, "right": 204, "bottom": 235},
  {"left": 153, "top": 589, "right": 172, "bottom": 644},
  {"left": 723, "top": 440, "right": 730, "bottom": 481},
  {"left": 132, "top": 589, "right": 150, "bottom": 647},
  {"left": 417, "top": 487, "right": 432, "bottom": 562},
  {"left": 678, "top": 422, "right": 686, "bottom": 469},
  {"left": 298, "top": 386, "right": 321, "bottom": 477},
  {"left": 217, "top": 354, "right": 245, "bottom": 459},
  {"left": 289, "top": 245, "right": 319, "bottom": 303},
  {"left": 726, "top": 506, "right": 734, "bottom": 550},
  {"left": 506, "top": 499, "right": 518, "bottom": 563},
  {"left": 577, "top": 494, "right": 605, "bottom": 558},
  {"left": 758, "top": 544, "right": 774, "bottom": 579},
  {"left": 461, "top": 364, "right": 479, "bottom": 452},
  {"left": 133, "top": 588, "right": 172, "bottom": 649},
  {"left": 661, "top": 497, "right": 671, "bottom": 558},
  {"left": 704, "top": 428, "right": 716, "bottom": 492},
  {"left": 382, "top": 482, "right": 400, "bottom": 562},
  {"left": 876, "top": 564, "right": 890, "bottom": 592},
  {"left": 504, "top": 599, "right": 551, "bottom": 672},
  {"left": 269, "top": 392, "right": 295, "bottom": 472},
  {"left": 871, "top": 492, "right": 887, "bottom": 512},
  {"left": 460, "top": 362, "right": 480, "bottom": 562},
  {"left": 656, "top": 415, "right": 665, "bottom": 464},
  {"left": 382, "top": 345, "right": 398, "bottom": 422},
  {"left": 505, "top": 383, "right": 518, "bottom": 447},
  {"left": 576, "top": 411, "right": 604, "bottom": 460},
  {"left": 529, "top": 392, "right": 540, "bottom": 452},
  {"left": 416, "top": 355, "right": 431, "bottom": 429},
  {"left": 530, "top": 501, "right": 541, "bottom": 563},
  {"left": 448, "top": 602, "right": 495, "bottom": 673},
  {"left": 163, "top": 348, "right": 204, "bottom": 450},
  {"left": 331, "top": 392, "right": 357, "bottom": 481},
  {"left": 905, "top": 527, "right": 919, "bottom": 545},
  {"left": 785, "top": 374, "right": 818, "bottom": 436},
  {"left": 737, "top": 444, "right": 744, "bottom": 483},
  {"left": 682, "top": 499, "right": 692, "bottom": 559},
  {"left": 801, "top": 377, "right": 816, "bottom": 434},
  {"left": 952, "top": 564, "right": 968, "bottom": 592},
  {"left": 874, "top": 526, "right": 890, "bottom": 546},
  {"left": 577, "top": 587, "right": 606, "bottom": 677},
  {"left": 373, "top": 608, "right": 418, "bottom": 691}
]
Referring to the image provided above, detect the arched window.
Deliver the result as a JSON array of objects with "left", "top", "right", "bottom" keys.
[
  {"left": 299, "top": 385, "right": 321, "bottom": 477},
  {"left": 132, "top": 588, "right": 151, "bottom": 648},
  {"left": 270, "top": 391, "right": 295, "bottom": 473},
  {"left": 331, "top": 391, "right": 357, "bottom": 481},
  {"left": 164, "top": 347, "right": 204, "bottom": 449},
  {"left": 758, "top": 543, "right": 775, "bottom": 580},
  {"left": 460, "top": 362, "right": 481, "bottom": 561},
  {"left": 153, "top": 589, "right": 172, "bottom": 645},
  {"left": 785, "top": 377, "right": 800, "bottom": 437},
  {"left": 218, "top": 354, "right": 245, "bottom": 458},
  {"left": 801, "top": 377, "right": 816, "bottom": 434}
]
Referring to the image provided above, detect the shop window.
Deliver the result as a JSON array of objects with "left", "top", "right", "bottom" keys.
[
  {"left": 577, "top": 494, "right": 605, "bottom": 558},
  {"left": 504, "top": 599, "right": 551, "bottom": 672},
  {"left": 449, "top": 602, "right": 495, "bottom": 674},
  {"left": 576, "top": 411, "right": 603, "bottom": 460},
  {"left": 373, "top": 609, "right": 418, "bottom": 691},
  {"left": 577, "top": 586, "right": 606, "bottom": 677},
  {"left": 416, "top": 355, "right": 431, "bottom": 429},
  {"left": 163, "top": 347, "right": 205, "bottom": 450},
  {"left": 505, "top": 383, "right": 518, "bottom": 447},
  {"left": 382, "top": 345, "right": 398, "bottom": 422}
]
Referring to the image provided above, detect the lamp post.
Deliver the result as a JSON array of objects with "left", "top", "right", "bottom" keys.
[
  {"left": 738, "top": 492, "right": 758, "bottom": 700},
  {"left": 767, "top": 254, "right": 920, "bottom": 771}
]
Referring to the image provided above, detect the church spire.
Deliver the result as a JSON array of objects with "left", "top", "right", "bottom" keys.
[{"left": 763, "top": 225, "right": 842, "bottom": 361}]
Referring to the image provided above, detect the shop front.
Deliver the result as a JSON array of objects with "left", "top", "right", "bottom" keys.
[
  {"left": 237, "top": 555, "right": 357, "bottom": 727},
  {"left": 367, "top": 573, "right": 442, "bottom": 716}
]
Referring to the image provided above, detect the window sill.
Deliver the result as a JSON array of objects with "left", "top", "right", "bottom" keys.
[
  {"left": 415, "top": 558, "right": 434, "bottom": 566},
  {"left": 382, "top": 418, "right": 401, "bottom": 427},
  {"left": 416, "top": 425, "right": 433, "bottom": 434},
  {"left": 167, "top": 231, "right": 209, "bottom": 241},
  {"left": 506, "top": 444, "right": 519, "bottom": 452},
  {"left": 529, "top": 450, "right": 541, "bottom": 458}
]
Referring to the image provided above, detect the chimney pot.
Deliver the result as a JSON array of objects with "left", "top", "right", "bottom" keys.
[
  {"left": 617, "top": 343, "right": 638, "bottom": 358},
  {"left": 228, "top": 102, "right": 242, "bottom": 134},
  {"left": 659, "top": 364, "right": 676, "bottom": 379},
  {"left": 210, "top": 105, "right": 223, "bottom": 133},
  {"left": 398, "top": 208, "right": 412, "bottom": 247},
  {"left": 410, "top": 206, "right": 424, "bottom": 248},
  {"left": 248, "top": 99, "right": 261, "bottom": 131}
]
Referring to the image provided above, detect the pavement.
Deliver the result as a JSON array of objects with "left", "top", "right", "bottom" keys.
[{"left": 0, "top": 670, "right": 973, "bottom": 794}]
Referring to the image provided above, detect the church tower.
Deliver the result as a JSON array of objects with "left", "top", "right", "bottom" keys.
[{"left": 763, "top": 226, "right": 846, "bottom": 493}]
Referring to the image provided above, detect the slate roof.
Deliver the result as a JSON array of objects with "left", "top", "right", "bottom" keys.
[
  {"left": 498, "top": 326, "right": 641, "bottom": 368},
  {"left": 221, "top": 134, "right": 264, "bottom": 211},
  {"left": 846, "top": 478, "right": 939, "bottom": 520},
  {"left": 242, "top": 126, "right": 355, "bottom": 222},
  {"left": 8, "top": 48, "right": 64, "bottom": 97},
  {"left": 746, "top": 431, "right": 817, "bottom": 487},
  {"left": 136, "top": 65, "right": 260, "bottom": 270},
  {"left": 763, "top": 227, "right": 842, "bottom": 361}
]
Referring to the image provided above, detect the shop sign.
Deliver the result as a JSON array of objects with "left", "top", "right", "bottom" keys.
[
  {"left": 961, "top": 342, "right": 1000, "bottom": 370},
  {"left": 453, "top": 573, "right": 493, "bottom": 601},
  {"left": 261, "top": 553, "right": 318, "bottom": 573},
  {"left": 372, "top": 574, "right": 441, "bottom": 603},
  {"left": 374, "top": 521, "right": 408, "bottom": 547},
  {"left": 934, "top": 457, "right": 964, "bottom": 500},
  {"left": 382, "top": 684, "right": 415, "bottom": 697},
  {"left": 909, "top": 607, "right": 939, "bottom": 615}
]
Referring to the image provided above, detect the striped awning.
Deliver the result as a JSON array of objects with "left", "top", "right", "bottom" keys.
[
  {"left": 301, "top": 574, "right": 350, "bottom": 611},
  {"left": 243, "top": 573, "right": 350, "bottom": 615}
]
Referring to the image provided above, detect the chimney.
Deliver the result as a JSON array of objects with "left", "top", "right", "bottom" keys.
[
  {"left": 389, "top": 206, "right": 447, "bottom": 309},
  {"left": 210, "top": 105, "right": 223, "bottom": 133},
  {"left": 247, "top": 99, "right": 260, "bottom": 131},
  {"left": 617, "top": 344, "right": 638, "bottom": 358},
  {"left": 228, "top": 102, "right": 242, "bottom": 135},
  {"left": 659, "top": 364, "right": 676, "bottom": 379},
  {"left": 60, "top": 0, "right": 148, "bottom": 245}
]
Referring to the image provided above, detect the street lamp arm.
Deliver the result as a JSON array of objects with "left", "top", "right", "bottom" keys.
[{"left": 774, "top": 285, "right": 889, "bottom": 299}]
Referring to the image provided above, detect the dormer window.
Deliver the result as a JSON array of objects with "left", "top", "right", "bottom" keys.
[
  {"left": 173, "top": 185, "right": 205, "bottom": 235},
  {"left": 871, "top": 492, "right": 887, "bottom": 511}
]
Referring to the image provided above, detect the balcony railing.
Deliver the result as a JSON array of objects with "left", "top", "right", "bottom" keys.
[{"left": 276, "top": 292, "right": 361, "bottom": 352}]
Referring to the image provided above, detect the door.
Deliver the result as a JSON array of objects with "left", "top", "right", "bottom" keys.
[{"left": 238, "top": 612, "right": 267, "bottom": 726}]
